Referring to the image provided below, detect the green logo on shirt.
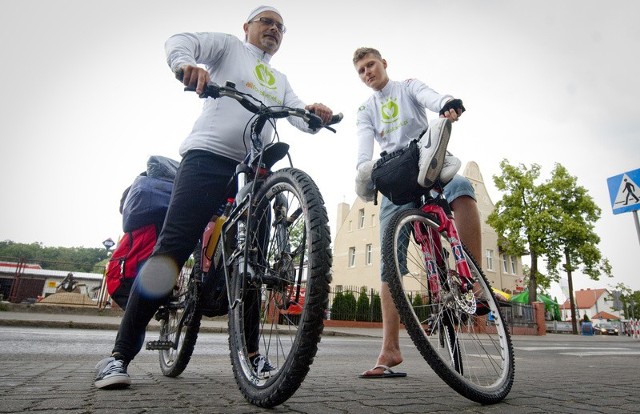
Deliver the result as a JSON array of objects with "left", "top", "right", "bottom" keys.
[
  {"left": 381, "top": 98, "right": 399, "bottom": 123},
  {"left": 254, "top": 62, "right": 277, "bottom": 89}
]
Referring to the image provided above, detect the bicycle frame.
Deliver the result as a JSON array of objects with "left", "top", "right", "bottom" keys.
[
  {"left": 411, "top": 198, "right": 480, "bottom": 320},
  {"left": 417, "top": 203, "right": 474, "bottom": 289}
]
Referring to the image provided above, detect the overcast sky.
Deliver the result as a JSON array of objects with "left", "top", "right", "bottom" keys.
[{"left": 1, "top": 0, "right": 638, "bottom": 299}]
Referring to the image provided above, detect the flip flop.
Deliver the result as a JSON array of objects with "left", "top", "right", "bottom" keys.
[{"left": 359, "top": 364, "right": 407, "bottom": 379}]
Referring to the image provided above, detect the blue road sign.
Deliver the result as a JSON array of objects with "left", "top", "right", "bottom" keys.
[{"left": 607, "top": 168, "right": 640, "bottom": 214}]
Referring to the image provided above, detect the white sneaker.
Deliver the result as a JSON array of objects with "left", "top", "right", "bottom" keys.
[
  {"left": 417, "top": 118, "right": 452, "bottom": 188},
  {"left": 94, "top": 357, "right": 131, "bottom": 389},
  {"left": 439, "top": 152, "right": 461, "bottom": 186},
  {"left": 251, "top": 354, "right": 276, "bottom": 378}
]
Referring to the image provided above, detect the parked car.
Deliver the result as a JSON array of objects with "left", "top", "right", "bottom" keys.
[{"left": 593, "top": 322, "right": 619, "bottom": 335}]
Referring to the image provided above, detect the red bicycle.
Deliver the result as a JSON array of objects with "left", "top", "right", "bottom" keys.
[{"left": 383, "top": 193, "right": 515, "bottom": 404}]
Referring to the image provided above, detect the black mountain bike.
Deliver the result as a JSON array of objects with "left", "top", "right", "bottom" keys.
[{"left": 146, "top": 80, "right": 341, "bottom": 408}]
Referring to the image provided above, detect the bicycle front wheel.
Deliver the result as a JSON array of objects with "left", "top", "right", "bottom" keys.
[
  {"left": 383, "top": 208, "right": 515, "bottom": 404},
  {"left": 228, "top": 168, "right": 332, "bottom": 408}
]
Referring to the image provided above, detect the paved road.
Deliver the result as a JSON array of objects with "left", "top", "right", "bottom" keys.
[{"left": 1, "top": 311, "right": 639, "bottom": 413}]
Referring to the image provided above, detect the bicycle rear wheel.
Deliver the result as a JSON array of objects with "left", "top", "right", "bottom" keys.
[
  {"left": 383, "top": 208, "right": 514, "bottom": 404},
  {"left": 156, "top": 259, "right": 202, "bottom": 377},
  {"left": 228, "top": 168, "right": 332, "bottom": 408}
]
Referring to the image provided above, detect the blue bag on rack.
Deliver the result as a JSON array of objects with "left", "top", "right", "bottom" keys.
[
  {"left": 121, "top": 175, "right": 173, "bottom": 232},
  {"left": 120, "top": 155, "right": 180, "bottom": 232}
]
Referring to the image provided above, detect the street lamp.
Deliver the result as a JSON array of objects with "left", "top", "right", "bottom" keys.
[
  {"left": 99, "top": 238, "right": 116, "bottom": 309},
  {"left": 102, "top": 238, "right": 115, "bottom": 252}
]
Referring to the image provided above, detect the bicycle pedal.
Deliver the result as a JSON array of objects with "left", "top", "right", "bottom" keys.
[{"left": 146, "top": 340, "right": 174, "bottom": 350}]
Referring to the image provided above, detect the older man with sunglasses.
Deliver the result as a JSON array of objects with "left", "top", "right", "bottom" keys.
[{"left": 93, "top": 5, "right": 334, "bottom": 390}]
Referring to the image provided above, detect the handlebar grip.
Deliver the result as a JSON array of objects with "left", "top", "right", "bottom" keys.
[
  {"left": 183, "top": 83, "right": 221, "bottom": 99},
  {"left": 327, "top": 113, "right": 343, "bottom": 126}
]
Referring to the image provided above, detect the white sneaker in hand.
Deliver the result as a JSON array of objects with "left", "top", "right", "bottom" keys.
[
  {"left": 417, "top": 118, "right": 452, "bottom": 188},
  {"left": 439, "top": 152, "right": 461, "bottom": 186}
]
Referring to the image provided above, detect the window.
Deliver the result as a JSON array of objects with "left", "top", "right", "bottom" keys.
[
  {"left": 510, "top": 256, "right": 517, "bottom": 274},
  {"left": 502, "top": 255, "right": 508, "bottom": 273},
  {"left": 486, "top": 249, "right": 494, "bottom": 271},
  {"left": 348, "top": 220, "right": 352, "bottom": 232},
  {"left": 366, "top": 244, "right": 373, "bottom": 265},
  {"left": 371, "top": 214, "right": 376, "bottom": 227},
  {"left": 358, "top": 209, "right": 365, "bottom": 229},
  {"left": 348, "top": 247, "right": 356, "bottom": 267}
]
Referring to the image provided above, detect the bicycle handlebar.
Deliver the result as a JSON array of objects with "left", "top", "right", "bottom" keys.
[{"left": 180, "top": 74, "right": 342, "bottom": 132}]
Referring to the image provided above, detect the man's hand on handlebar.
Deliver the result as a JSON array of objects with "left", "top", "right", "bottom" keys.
[
  {"left": 305, "top": 103, "right": 333, "bottom": 125},
  {"left": 176, "top": 65, "right": 210, "bottom": 95}
]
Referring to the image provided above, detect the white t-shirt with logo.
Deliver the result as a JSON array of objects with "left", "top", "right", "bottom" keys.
[
  {"left": 356, "top": 79, "right": 452, "bottom": 168},
  {"left": 166, "top": 32, "right": 315, "bottom": 162}
]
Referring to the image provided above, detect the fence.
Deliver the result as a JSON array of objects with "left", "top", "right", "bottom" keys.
[
  {"left": 501, "top": 302, "right": 537, "bottom": 330},
  {"left": 327, "top": 286, "right": 537, "bottom": 333}
]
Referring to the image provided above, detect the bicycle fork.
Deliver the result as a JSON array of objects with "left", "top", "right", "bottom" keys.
[{"left": 420, "top": 204, "right": 474, "bottom": 292}]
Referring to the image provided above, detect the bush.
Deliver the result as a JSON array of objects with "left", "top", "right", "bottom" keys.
[
  {"left": 331, "top": 291, "right": 346, "bottom": 320},
  {"left": 356, "top": 287, "right": 371, "bottom": 321},
  {"left": 343, "top": 291, "right": 357, "bottom": 320},
  {"left": 370, "top": 292, "right": 382, "bottom": 322},
  {"left": 411, "top": 293, "right": 429, "bottom": 322},
  {"left": 331, "top": 290, "right": 358, "bottom": 320}
]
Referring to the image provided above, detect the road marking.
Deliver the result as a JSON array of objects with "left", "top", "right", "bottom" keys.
[
  {"left": 516, "top": 346, "right": 630, "bottom": 351},
  {"left": 559, "top": 351, "right": 640, "bottom": 356}
]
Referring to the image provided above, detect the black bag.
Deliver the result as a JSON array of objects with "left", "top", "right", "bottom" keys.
[{"left": 371, "top": 140, "right": 428, "bottom": 205}]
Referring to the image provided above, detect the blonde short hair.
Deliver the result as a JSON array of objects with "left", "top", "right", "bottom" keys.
[{"left": 353, "top": 47, "right": 382, "bottom": 64}]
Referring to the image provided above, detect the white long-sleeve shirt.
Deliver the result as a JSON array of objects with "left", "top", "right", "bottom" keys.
[
  {"left": 166, "top": 32, "right": 316, "bottom": 162},
  {"left": 356, "top": 79, "right": 452, "bottom": 168}
]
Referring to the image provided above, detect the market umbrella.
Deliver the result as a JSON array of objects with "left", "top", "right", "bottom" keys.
[
  {"left": 491, "top": 287, "right": 511, "bottom": 301},
  {"left": 510, "top": 289, "right": 561, "bottom": 320}
]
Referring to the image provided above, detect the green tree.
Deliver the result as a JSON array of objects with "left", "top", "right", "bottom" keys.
[
  {"left": 542, "top": 164, "right": 612, "bottom": 334},
  {"left": 487, "top": 161, "right": 552, "bottom": 304},
  {"left": 0, "top": 240, "right": 109, "bottom": 273},
  {"left": 614, "top": 283, "right": 640, "bottom": 320},
  {"left": 488, "top": 161, "right": 611, "bottom": 335},
  {"left": 355, "top": 286, "right": 371, "bottom": 321}
]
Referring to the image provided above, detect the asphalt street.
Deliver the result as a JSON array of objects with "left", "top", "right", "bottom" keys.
[{"left": 1, "top": 310, "right": 639, "bottom": 413}]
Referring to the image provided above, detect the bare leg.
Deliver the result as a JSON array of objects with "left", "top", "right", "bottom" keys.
[
  {"left": 450, "top": 195, "right": 482, "bottom": 265},
  {"left": 361, "top": 282, "right": 403, "bottom": 375}
]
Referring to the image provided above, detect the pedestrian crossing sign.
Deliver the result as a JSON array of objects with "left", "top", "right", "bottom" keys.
[{"left": 607, "top": 168, "right": 640, "bottom": 215}]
